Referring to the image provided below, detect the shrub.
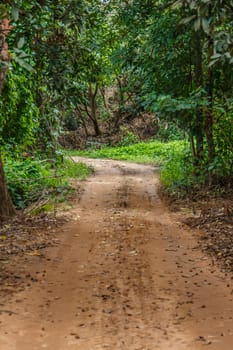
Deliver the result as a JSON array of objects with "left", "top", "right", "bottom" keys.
[{"left": 4, "top": 155, "right": 92, "bottom": 209}]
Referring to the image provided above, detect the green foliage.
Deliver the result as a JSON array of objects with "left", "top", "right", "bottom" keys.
[
  {"left": 0, "top": 70, "right": 39, "bottom": 146},
  {"left": 69, "top": 140, "right": 186, "bottom": 166},
  {"left": 69, "top": 140, "right": 197, "bottom": 194},
  {"left": 2, "top": 0, "right": 115, "bottom": 149},
  {"left": 118, "top": 127, "right": 140, "bottom": 146},
  {"left": 143, "top": 89, "right": 209, "bottom": 134},
  {"left": 108, "top": 0, "right": 233, "bottom": 185},
  {"left": 155, "top": 121, "right": 185, "bottom": 142},
  {"left": 160, "top": 147, "right": 194, "bottom": 191},
  {"left": 59, "top": 158, "right": 93, "bottom": 180},
  {"left": 4, "top": 156, "right": 92, "bottom": 209},
  {"left": 4, "top": 158, "right": 50, "bottom": 209},
  {"left": 0, "top": 0, "right": 232, "bottom": 217}
]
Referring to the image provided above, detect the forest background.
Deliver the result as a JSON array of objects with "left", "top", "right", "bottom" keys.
[{"left": 0, "top": 0, "right": 232, "bottom": 222}]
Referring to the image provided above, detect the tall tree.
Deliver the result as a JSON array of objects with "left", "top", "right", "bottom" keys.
[{"left": 0, "top": 13, "right": 16, "bottom": 221}]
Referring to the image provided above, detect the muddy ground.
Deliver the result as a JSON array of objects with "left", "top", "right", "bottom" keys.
[{"left": 0, "top": 158, "right": 233, "bottom": 349}]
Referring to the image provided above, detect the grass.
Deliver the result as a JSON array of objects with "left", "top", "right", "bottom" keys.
[
  {"left": 68, "top": 140, "right": 187, "bottom": 166},
  {"left": 67, "top": 139, "right": 194, "bottom": 193},
  {"left": 4, "top": 155, "right": 93, "bottom": 210}
]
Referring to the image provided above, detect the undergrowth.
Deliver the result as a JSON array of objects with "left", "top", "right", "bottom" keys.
[
  {"left": 4, "top": 155, "right": 92, "bottom": 210},
  {"left": 69, "top": 140, "right": 186, "bottom": 165},
  {"left": 68, "top": 140, "right": 195, "bottom": 195}
]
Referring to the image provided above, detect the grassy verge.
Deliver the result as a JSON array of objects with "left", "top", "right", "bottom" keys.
[
  {"left": 68, "top": 140, "right": 193, "bottom": 194},
  {"left": 4, "top": 155, "right": 93, "bottom": 211},
  {"left": 68, "top": 140, "right": 186, "bottom": 165}
]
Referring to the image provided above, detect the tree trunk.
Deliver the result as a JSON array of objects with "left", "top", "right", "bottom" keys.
[
  {"left": 88, "top": 83, "right": 101, "bottom": 136},
  {"left": 100, "top": 87, "right": 108, "bottom": 109},
  {"left": 79, "top": 116, "right": 89, "bottom": 137},
  {"left": 194, "top": 32, "right": 204, "bottom": 167},
  {"left": 92, "top": 118, "right": 101, "bottom": 136},
  {"left": 189, "top": 32, "right": 205, "bottom": 175},
  {"left": 0, "top": 154, "right": 16, "bottom": 222},
  {"left": 117, "top": 77, "right": 125, "bottom": 107},
  {"left": 205, "top": 13, "right": 215, "bottom": 164},
  {"left": 192, "top": 126, "right": 204, "bottom": 176},
  {"left": 0, "top": 17, "right": 16, "bottom": 221},
  {"left": 205, "top": 110, "right": 215, "bottom": 162},
  {"left": 196, "top": 127, "right": 204, "bottom": 164}
]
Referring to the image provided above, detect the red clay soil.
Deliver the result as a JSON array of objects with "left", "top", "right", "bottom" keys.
[{"left": 0, "top": 158, "right": 232, "bottom": 350}]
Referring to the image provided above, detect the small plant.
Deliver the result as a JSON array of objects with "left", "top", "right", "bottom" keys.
[
  {"left": 160, "top": 146, "right": 193, "bottom": 191},
  {"left": 155, "top": 120, "right": 185, "bottom": 142},
  {"left": 118, "top": 127, "right": 140, "bottom": 146}
]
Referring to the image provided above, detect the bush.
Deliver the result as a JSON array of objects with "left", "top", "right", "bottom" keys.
[
  {"left": 155, "top": 121, "right": 185, "bottom": 142},
  {"left": 4, "top": 155, "right": 92, "bottom": 209},
  {"left": 160, "top": 146, "right": 194, "bottom": 191},
  {"left": 118, "top": 127, "right": 140, "bottom": 146}
]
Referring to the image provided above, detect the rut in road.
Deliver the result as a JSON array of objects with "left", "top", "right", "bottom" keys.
[{"left": 0, "top": 158, "right": 233, "bottom": 350}]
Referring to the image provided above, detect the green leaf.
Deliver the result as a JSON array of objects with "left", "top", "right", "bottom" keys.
[
  {"left": 211, "top": 53, "right": 222, "bottom": 59},
  {"left": 171, "top": 0, "right": 182, "bottom": 9},
  {"left": 201, "top": 18, "right": 210, "bottom": 34},
  {"left": 13, "top": 56, "right": 34, "bottom": 72},
  {"left": 17, "top": 37, "right": 25, "bottom": 50},
  {"left": 11, "top": 6, "right": 19, "bottom": 22},
  {"left": 194, "top": 18, "right": 201, "bottom": 31},
  {"left": 180, "top": 15, "right": 196, "bottom": 25},
  {"left": 209, "top": 59, "right": 218, "bottom": 67}
]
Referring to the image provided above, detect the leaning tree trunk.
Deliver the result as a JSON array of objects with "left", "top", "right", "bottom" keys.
[{"left": 0, "top": 17, "right": 16, "bottom": 221}]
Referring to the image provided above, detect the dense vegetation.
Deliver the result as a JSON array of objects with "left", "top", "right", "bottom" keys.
[
  {"left": 0, "top": 0, "right": 232, "bottom": 221},
  {"left": 70, "top": 140, "right": 185, "bottom": 165},
  {"left": 4, "top": 155, "right": 92, "bottom": 210},
  {"left": 70, "top": 139, "right": 193, "bottom": 193}
]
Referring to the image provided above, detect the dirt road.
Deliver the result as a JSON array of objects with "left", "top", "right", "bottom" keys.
[{"left": 0, "top": 158, "right": 233, "bottom": 350}]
